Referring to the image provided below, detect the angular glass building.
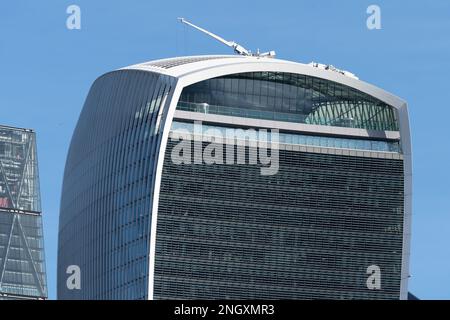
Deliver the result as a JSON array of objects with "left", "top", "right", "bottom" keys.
[
  {"left": 0, "top": 125, "right": 47, "bottom": 300},
  {"left": 58, "top": 56, "right": 411, "bottom": 300}
]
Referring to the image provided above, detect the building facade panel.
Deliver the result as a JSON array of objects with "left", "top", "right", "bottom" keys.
[
  {"left": 151, "top": 69, "right": 407, "bottom": 299},
  {"left": 155, "top": 139, "right": 404, "bottom": 299},
  {"left": 0, "top": 126, "right": 46, "bottom": 299},
  {"left": 57, "top": 70, "right": 175, "bottom": 299}
]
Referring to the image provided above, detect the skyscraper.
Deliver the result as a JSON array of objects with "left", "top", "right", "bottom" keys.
[
  {"left": 58, "top": 55, "right": 411, "bottom": 300},
  {"left": 0, "top": 125, "right": 47, "bottom": 300}
]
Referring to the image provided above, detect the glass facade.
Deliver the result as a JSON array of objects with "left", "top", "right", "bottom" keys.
[
  {"left": 0, "top": 126, "right": 47, "bottom": 299},
  {"left": 0, "top": 127, "right": 41, "bottom": 212},
  {"left": 154, "top": 140, "right": 404, "bottom": 299},
  {"left": 178, "top": 72, "right": 399, "bottom": 131},
  {"left": 58, "top": 70, "right": 174, "bottom": 299},
  {"left": 154, "top": 72, "right": 405, "bottom": 299},
  {"left": 171, "top": 121, "right": 401, "bottom": 153},
  {"left": 58, "top": 66, "right": 407, "bottom": 300}
]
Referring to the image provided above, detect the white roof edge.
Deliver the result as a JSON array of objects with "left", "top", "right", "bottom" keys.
[
  {"left": 121, "top": 55, "right": 299, "bottom": 75},
  {"left": 120, "top": 54, "right": 406, "bottom": 107}
]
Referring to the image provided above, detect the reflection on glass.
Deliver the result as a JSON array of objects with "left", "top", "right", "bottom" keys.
[{"left": 178, "top": 72, "right": 399, "bottom": 131}]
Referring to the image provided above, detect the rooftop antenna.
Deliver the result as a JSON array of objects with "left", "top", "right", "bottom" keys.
[{"left": 177, "top": 18, "right": 276, "bottom": 58}]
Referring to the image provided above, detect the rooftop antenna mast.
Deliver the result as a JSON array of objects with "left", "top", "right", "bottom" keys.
[{"left": 177, "top": 18, "right": 276, "bottom": 58}]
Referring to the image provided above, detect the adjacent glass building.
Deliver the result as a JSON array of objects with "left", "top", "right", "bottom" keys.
[
  {"left": 0, "top": 125, "right": 47, "bottom": 300},
  {"left": 58, "top": 55, "right": 412, "bottom": 299}
]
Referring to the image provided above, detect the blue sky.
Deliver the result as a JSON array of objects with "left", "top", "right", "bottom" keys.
[{"left": 0, "top": 1, "right": 449, "bottom": 300}]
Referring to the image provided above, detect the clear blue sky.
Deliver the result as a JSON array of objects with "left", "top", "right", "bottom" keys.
[{"left": 0, "top": 1, "right": 449, "bottom": 300}]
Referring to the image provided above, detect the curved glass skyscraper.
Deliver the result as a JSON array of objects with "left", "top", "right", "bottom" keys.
[{"left": 58, "top": 56, "right": 411, "bottom": 300}]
